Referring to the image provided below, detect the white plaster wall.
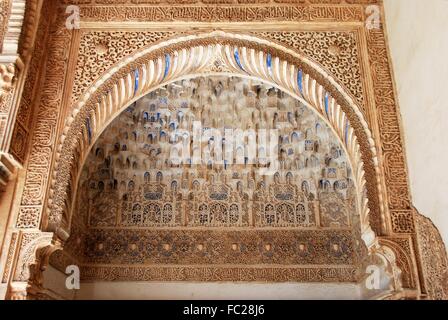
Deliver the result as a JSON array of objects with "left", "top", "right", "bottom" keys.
[
  {"left": 384, "top": 0, "right": 448, "bottom": 247},
  {"left": 74, "top": 282, "right": 361, "bottom": 300},
  {"left": 42, "top": 266, "right": 76, "bottom": 300}
]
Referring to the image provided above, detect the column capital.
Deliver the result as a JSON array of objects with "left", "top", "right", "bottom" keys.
[
  {"left": 4, "top": 231, "right": 61, "bottom": 300},
  {"left": 0, "top": 61, "right": 17, "bottom": 101},
  {"left": 0, "top": 152, "right": 21, "bottom": 190},
  {"left": 0, "top": 55, "right": 23, "bottom": 190}
]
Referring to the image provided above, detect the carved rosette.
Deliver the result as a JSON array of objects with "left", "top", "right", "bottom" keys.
[{"left": 0, "top": 62, "right": 17, "bottom": 187}]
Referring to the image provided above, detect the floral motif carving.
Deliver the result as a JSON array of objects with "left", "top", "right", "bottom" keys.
[
  {"left": 260, "top": 31, "right": 365, "bottom": 110},
  {"left": 16, "top": 207, "right": 41, "bottom": 229},
  {"left": 72, "top": 31, "right": 177, "bottom": 104},
  {"left": 16, "top": 17, "right": 71, "bottom": 229},
  {"left": 82, "top": 229, "right": 356, "bottom": 266}
]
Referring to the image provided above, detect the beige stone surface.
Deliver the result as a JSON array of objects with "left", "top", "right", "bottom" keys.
[
  {"left": 384, "top": 0, "right": 448, "bottom": 247},
  {"left": 74, "top": 281, "right": 361, "bottom": 300}
]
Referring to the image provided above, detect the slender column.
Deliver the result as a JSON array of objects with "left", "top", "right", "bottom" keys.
[{"left": 0, "top": 0, "right": 28, "bottom": 187}]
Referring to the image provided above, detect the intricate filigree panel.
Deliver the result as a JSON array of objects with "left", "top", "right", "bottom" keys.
[
  {"left": 260, "top": 31, "right": 364, "bottom": 109},
  {"left": 15, "top": 15, "right": 72, "bottom": 228},
  {"left": 0, "top": 63, "right": 15, "bottom": 113},
  {"left": 10, "top": 0, "right": 53, "bottom": 163},
  {"left": 83, "top": 229, "right": 356, "bottom": 266},
  {"left": 72, "top": 31, "right": 177, "bottom": 105},
  {"left": 366, "top": 27, "right": 413, "bottom": 233}
]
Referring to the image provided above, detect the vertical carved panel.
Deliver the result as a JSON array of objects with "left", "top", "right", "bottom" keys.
[
  {"left": 366, "top": 28, "right": 413, "bottom": 233},
  {"left": 16, "top": 17, "right": 72, "bottom": 228},
  {"left": 10, "top": 0, "right": 53, "bottom": 163}
]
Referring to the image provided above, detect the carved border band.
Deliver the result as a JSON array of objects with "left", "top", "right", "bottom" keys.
[{"left": 80, "top": 265, "right": 358, "bottom": 282}]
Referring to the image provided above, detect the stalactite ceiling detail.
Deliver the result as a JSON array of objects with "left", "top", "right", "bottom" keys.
[
  {"left": 61, "top": 76, "right": 366, "bottom": 278},
  {"left": 78, "top": 76, "right": 356, "bottom": 229}
]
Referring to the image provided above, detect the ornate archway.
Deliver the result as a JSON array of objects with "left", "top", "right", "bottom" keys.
[
  {"left": 1, "top": 0, "right": 446, "bottom": 300},
  {"left": 34, "top": 31, "right": 405, "bottom": 298},
  {"left": 47, "top": 32, "right": 382, "bottom": 250}
]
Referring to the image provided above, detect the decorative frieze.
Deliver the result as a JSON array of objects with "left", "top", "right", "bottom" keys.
[{"left": 80, "top": 265, "right": 359, "bottom": 282}]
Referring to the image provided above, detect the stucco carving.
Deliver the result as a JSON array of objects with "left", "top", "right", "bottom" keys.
[
  {"left": 72, "top": 31, "right": 178, "bottom": 103},
  {"left": 415, "top": 212, "right": 448, "bottom": 300},
  {"left": 15, "top": 14, "right": 71, "bottom": 229},
  {"left": 0, "top": 0, "right": 444, "bottom": 299},
  {"left": 260, "top": 31, "right": 365, "bottom": 109},
  {"left": 0, "top": 63, "right": 15, "bottom": 102},
  {"left": 10, "top": 0, "right": 55, "bottom": 163},
  {"left": 0, "top": 0, "right": 11, "bottom": 53},
  {"left": 79, "top": 77, "right": 357, "bottom": 229},
  {"left": 366, "top": 26, "right": 414, "bottom": 234},
  {"left": 56, "top": 75, "right": 368, "bottom": 282},
  {"left": 5, "top": 230, "right": 60, "bottom": 300}
]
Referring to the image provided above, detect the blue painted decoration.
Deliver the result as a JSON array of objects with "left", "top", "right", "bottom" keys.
[
  {"left": 324, "top": 92, "right": 329, "bottom": 117},
  {"left": 345, "top": 121, "right": 350, "bottom": 145},
  {"left": 86, "top": 118, "right": 92, "bottom": 144},
  {"left": 234, "top": 48, "right": 244, "bottom": 71},
  {"left": 164, "top": 54, "right": 170, "bottom": 79},
  {"left": 298, "top": 69, "right": 303, "bottom": 94},
  {"left": 134, "top": 69, "right": 139, "bottom": 95},
  {"left": 266, "top": 53, "right": 272, "bottom": 75}
]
